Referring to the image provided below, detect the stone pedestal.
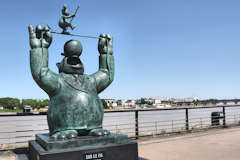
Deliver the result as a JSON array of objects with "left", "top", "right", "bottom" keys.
[{"left": 29, "top": 133, "right": 138, "bottom": 160}]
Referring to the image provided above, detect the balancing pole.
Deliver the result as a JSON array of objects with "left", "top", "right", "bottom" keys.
[{"left": 51, "top": 31, "right": 109, "bottom": 40}]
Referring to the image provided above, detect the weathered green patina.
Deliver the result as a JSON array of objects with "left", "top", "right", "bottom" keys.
[
  {"left": 28, "top": 25, "right": 114, "bottom": 140},
  {"left": 36, "top": 133, "right": 128, "bottom": 151}
]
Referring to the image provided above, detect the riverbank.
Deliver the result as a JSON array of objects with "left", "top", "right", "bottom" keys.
[
  {"left": 1, "top": 104, "right": 239, "bottom": 116},
  {"left": 1, "top": 105, "right": 240, "bottom": 145}
]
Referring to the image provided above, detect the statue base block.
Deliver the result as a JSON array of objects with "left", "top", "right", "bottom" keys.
[
  {"left": 35, "top": 133, "right": 128, "bottom": 151},
  {"left": 29, "top": 133, "right": 138, "bottom": 160}
]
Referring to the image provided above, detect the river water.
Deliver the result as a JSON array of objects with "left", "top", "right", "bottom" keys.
[{"left": 1, "top": 106, "right": 240, "bottom": 144}]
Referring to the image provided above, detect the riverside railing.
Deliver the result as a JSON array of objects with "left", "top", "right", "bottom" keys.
[{"left": 0, "top": 105, "right": 240, "bottom": 147}]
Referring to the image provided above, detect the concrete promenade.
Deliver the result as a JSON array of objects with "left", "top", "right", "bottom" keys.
[
  {"left": 1, "top": 127, "right": 240, "bottom": 160},
  {"left": 139, "top": 127, "right": 240, "bottom": 160}
]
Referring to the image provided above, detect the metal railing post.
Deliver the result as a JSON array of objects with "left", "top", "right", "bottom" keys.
[
  {"left": 135, "top": 110, "right": 139, "bottom": 139},
  {"left": 200, "top": 118, "right": 202, "bottom": 128},
  {"left": 223, "top": 106, "right": 226, "bottom": 127},
  {"left": 155, "top": 121, "right": 158, "bottom": 135},
  {"left": 185, "top": 108, "right": 189, "bottom": 131},
  {"left": 115, "top": 124, "right": 118, "bottom": 133}
]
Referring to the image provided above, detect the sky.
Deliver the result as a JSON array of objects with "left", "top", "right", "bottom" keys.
[{"left": 1, "top": 0, "right": 240, "bottom": 100}]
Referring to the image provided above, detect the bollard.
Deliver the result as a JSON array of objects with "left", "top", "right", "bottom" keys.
[{"left": 211, "top": 112, "right": 223, "bottom": 126}]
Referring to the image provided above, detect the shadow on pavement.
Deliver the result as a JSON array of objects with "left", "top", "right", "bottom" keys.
[{"left": 139, "top": 157, "right": 149, "bottom": 160}]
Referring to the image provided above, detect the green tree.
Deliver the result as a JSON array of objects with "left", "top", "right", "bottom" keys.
[
  {"left": 21, "top": 99, "right": 39, "bottom": 109},
  {"left": 38, "top": 99, "right": 50, "bottom": 108},
  {"left": 139, "top": 98, "right": 148, "bottom": 104},
  {"left": 0, "top": 97, "right": 20, "bottom": 109},
  {"left": 101, "top": 99, "right": 109, "bottom": 109}
]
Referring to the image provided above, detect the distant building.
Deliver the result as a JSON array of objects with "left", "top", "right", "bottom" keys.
[
  {"left": 125, "top": 100, "right": 136, "bottom": 107},
  {"left": 117, "top": 99, "right": 126, "bottom": 106},
  {"left": 142, "top": 98, "right": 154, "bottom": 104},
  {"left": 104, "top": 99, "right": 117, "bottom": 108},
  {"left": 153, "top": 99, "right": 161, "bottom": 105},
  {"left": 39, "top": 106, "right": 48, "bottom": 112},
  {"left": 23, "top": 105, "right": 32, "bottom": 113}
]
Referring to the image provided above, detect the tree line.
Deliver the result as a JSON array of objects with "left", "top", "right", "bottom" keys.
[
  {"left": 0, "top": 97, "right": 109, "bottom": 110},
  {"left": 0, "top": 97, "right": 49, "bottom": 110}
]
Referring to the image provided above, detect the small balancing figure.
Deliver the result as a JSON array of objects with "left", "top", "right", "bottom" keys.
[{"left": 58, "top": 4, "right": 79, "bottom": 34}]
